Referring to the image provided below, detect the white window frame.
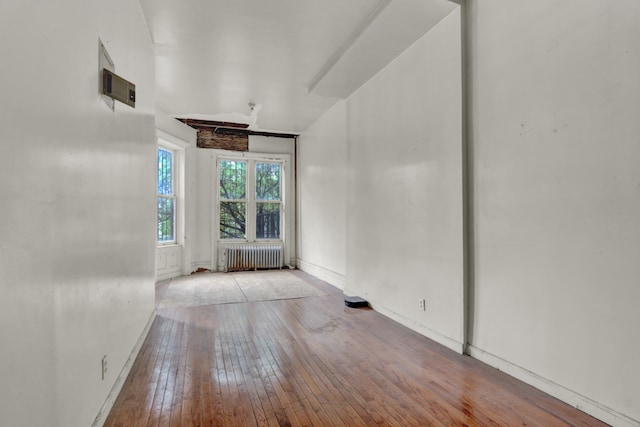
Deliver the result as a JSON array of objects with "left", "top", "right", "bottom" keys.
[
  {"left": 211, "top": 150, "right": 293, "bottom": 271},
  {"left": 217, "top": 155, "right": 285, "bottom": 243},
  {"left": 157, "top": 143, "right": 178, "bottom": 246}
]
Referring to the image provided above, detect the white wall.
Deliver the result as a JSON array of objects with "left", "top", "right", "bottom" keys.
[
  {"left": 468, "top": 1, "right": 640, "bottom": 425},
  {"left": 346, "top": 7, "right": 463, "bottom": 352},
  {"left": 298, "top": 8, "right": 463, "bottom": 351},
  {"left": 0, "top": 1, "right": 156, "bottom": 426},
  {"left": 277, "top": 1, "right": 640, "bottom": 423},
  {"left": 297, "top": 100, "right": 348, "bottom": 288},
  {"left": 249, "top": 135, "right": 295, "bottom": 155},
  {"left": 193, "top": 149, "right": 215, "bottom": 269}
]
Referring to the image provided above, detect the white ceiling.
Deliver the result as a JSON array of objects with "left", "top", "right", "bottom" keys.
[{"left": 139, "top": 0, "right": 457, "bottom": 133}]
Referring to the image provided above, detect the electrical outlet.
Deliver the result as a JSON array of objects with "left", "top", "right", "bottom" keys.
[
  {"left": 419, "top": 299, "right": 426, "bottom": 311},
  {"left": 101, "top": 355, "right": 108, "bottom": 380}
]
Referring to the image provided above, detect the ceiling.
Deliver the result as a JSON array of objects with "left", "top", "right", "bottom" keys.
[{"left": 139, "top": 0, "right": 457, "bottom": 134}]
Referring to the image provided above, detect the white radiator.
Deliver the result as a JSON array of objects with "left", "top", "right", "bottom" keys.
[{"left": 225, "top": 245, "right": 283, "bottom": 272}]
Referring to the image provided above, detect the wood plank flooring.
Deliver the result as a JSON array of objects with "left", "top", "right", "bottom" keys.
[{"left": 105, "top": 270, "right": 608, "bottom": 426}]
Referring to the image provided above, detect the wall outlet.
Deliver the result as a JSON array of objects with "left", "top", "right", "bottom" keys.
[
  {"left": 419, "top": 299, "right": 426, "bottom": 311},
  {"left": 101, "top": 355, "right": 108, "bottom": 380}
]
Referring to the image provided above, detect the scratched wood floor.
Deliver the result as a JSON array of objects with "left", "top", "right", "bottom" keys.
[{"left": 105, "top": 270, "right": 608, "bottom": 427}]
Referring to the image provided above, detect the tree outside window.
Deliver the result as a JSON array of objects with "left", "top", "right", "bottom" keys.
[
  {"left": 219, "top": 158, "right": 282, "bottom": 241},
  {"left": 157, "top": 147, "right": 175, "bottom": 242}
]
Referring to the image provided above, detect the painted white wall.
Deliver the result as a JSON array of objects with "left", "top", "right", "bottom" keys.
[
  {"left": 298, "top": 8, "right": 463, "bottom": 350},
  {"left": 346, "top": 7, "right": 463, "bottom": 352},
  {"left": 0, "top": 1, "right": 156, "bottom": 426},
  {"left": 156, "top": 244, "right": 182, "bottom": 279},
  {"left": 468, "top": 1, "right": 640, "bottom": 425},
  {"left": 297, "top": 100, "right": 348, "bottom": 288},
  {"left": 249, "top": 135, "right": 294, "bottom": 155},
  {"left": 193, "top": 148, "right": 215, "bottom": 270}
]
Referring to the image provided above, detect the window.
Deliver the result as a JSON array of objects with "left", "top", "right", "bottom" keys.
[
  {"left": 157, "top": 147, "right": 175, "bottom": 243},
  {"left": 255, "top": 162, "right": 281, "bottom": 239},
  {"left": 218, "top": 158, "right": 283, "bottom": 241},
  {"left": 219, "top": 159, "right": 247, "bottom": 239}
]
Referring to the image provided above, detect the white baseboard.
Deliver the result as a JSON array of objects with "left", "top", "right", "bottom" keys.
[
  {"left": 156, "top": 268, "right": 182, "bottom": 282},
  {"left": 191, "top": 261, "right": 212, "bottom": 272},
  {"left": 467, "top": 345, "right": 640, "bottom": 427},
  {"left": 353, "top": 292, "right": 464, "bottom": 355},
  {"left": 297, "top": 258, "right": 345, "bottom": 290},
  {"left": 92, "top": 310, "right": 156, "bottom": 427}
]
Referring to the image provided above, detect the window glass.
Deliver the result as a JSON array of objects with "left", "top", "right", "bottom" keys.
[
  {"left": 157, "top": 147, "right": 175, "bottom": 242},
  {"left": 157, "top": 197, "right": 174, "bottom": 242},
  {"left": 220, "top": 202, "right": 246, "bottom": 239},
  {"left": 256, "top": 162, "right": 281, "bottom": 201},
  {"left": 256, "top": 202, "right": 280, "bottom": 239},
  {"left": 219, "top": 160, "right": 247, "bottom": 239},
  {"left": 218, "top": 158, "right": 282, "bottom": 241},
  {"left": 220, "top": 160, "right": 246, "bottom": 200},
  {"left": 158, "top": 148, "right": 173, "bottom": 196}
]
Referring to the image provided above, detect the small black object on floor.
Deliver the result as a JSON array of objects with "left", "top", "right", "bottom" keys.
[{"left": 344, "top": 296, "right": 369, "bottom": 308}]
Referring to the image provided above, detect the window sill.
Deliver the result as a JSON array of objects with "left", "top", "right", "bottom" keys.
[{"left": 157, "top": 243, "right": 180, "bottom": 248}]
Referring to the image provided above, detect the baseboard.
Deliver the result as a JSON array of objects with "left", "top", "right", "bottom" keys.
[
  {"left": 356, "top": 294, "right": 465, "bottom": 355},
  {"left": 92, "top": 310, "right": 157, "bottom": 427},
  {"left": 297, "top": 258, "right": 345, "bottom": 290},
  {"left": 156, "top": 268, "right": 182, "bottom": 282},
  {"left": 191, "top": 261, "right": 212, "bottom": 272},
  {"left": 467, "top": 345, "right": 640, "bottom": 427}
]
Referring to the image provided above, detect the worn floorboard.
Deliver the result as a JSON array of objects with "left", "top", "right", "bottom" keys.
[{"left": 105, "top": 270, "right": 608, "bottom": 426}]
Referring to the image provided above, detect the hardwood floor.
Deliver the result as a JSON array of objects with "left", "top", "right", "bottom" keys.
[{"left": 105, "top": 271, "right": 608, "bottom": 426}]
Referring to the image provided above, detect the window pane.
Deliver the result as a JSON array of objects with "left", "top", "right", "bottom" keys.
[
  {"left": 157, "top": 197, "right": 174, "bottom": 241},
  {"left": 220, "top": 160, "right": 246, "bottom": 200},
  {"left": 158, "top": 148, "right": 173, "bottom": 196},
  {"left": 220, "top": 202, "right": 246, "bottom": 239},
  {"left": 256, "top": 163, "right": 281, "bottom": 201},
  {"left": 256, "top": 202, "right": 280, "bottom": 239}
]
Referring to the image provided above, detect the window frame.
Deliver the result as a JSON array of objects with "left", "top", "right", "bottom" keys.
[
  {"left": 254, "top": 161, "right": 283, "bottom": 240},
  {"left": 157, "top": 145, "right": 177, "bottom": 245},
  {"left": 217, "top": 155, "right": 284, "bottom": 243},
  {"left": 218, "top": 158, "right": 248, "bottom": 241}
]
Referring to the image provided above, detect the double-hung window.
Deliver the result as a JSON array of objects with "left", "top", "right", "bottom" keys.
[
  {"left": 218, "top": 158, "right": 283, "bottom": 241},
  {"left": 255, "top": 162, "right": 281, "bottom": 239},
  {"left": 157, "top": 147, "right": 176, "bottom": 243}
]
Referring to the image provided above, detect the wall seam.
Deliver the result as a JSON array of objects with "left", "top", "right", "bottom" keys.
[{"left": 459, "top": 0, "right": 475, "bottom": 355}]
